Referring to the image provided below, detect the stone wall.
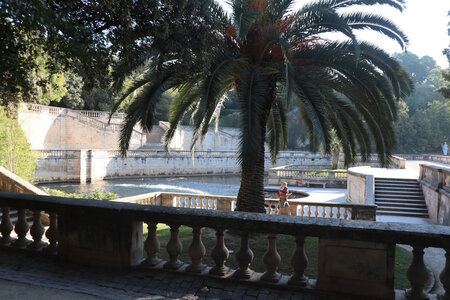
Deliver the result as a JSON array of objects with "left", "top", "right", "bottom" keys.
[
  {"left": 0, "top": 166, "right": 47, "bottom": 195},
  {"left": 34, "top": 150, "right": 330, "bottom": 182},
  {"left": 419, "top": 164, "right": 450, "bottom": 226},
  {"left": 346, "top": 167, "right": 374, "bottom": 205},
  {"left": 17, "top": 103, "right": 143, "bottom": 150}
]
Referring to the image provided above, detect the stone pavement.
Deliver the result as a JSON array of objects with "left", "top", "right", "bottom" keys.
[{"left": 0, "top": 250, "right": 347, "bottom": 300}]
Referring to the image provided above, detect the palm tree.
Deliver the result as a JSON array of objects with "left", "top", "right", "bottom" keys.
[{"left": 112, "top": 0, "right": 413, "bottom": 213}]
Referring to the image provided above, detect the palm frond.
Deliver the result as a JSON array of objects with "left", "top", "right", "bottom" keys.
[
  {"left": 267, "top": 97, "right": 288, "bottom": 164},
  {"left": 341, "top": 12, "right": 408, "bottom": 49},
  {"left": 237, "top": 66, "right": 271, "bottom": 172},
  {"left": 330, "top": 0, "right": 406, "bottom": 12},
  {"left": 230, "top": 0, "right": 259, "bottom": 38}
]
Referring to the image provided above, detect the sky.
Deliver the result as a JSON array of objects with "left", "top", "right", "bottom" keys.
[{"left": 217, "top": 0, "right": 450, "bottom": 68}]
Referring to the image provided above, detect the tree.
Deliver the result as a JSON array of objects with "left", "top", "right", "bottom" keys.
[
  {"left": 1, "top": 0, "right": 229, "bottom": 102},
  {"left": 114, "top": 0, "right": 412, "bottom": 212},
  {"left": 0, "top": 108, "right": 37, "bottom": 181},
  {"left": 393, "top": 53, "right": 437, "bottom": 84}
]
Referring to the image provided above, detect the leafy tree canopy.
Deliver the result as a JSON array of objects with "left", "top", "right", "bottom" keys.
[
  {"left": 1, "top": 0, "right": 228, "bottom": 102},
  {"left": 0, "top": 107, "right": 37, "bottom": 181}
]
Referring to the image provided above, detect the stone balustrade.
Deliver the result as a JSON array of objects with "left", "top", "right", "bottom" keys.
[
  {"left": 34, "top": 150, "right": 332, "bottom": 182},
  {"left": 115, "top": 191, "right": 376, "bottom": 221},
  {"left": 397, "top": 154, "right": 450, "bottom": 165},
  {"left": 0, "top": 191, "right": 449, "bottom": 299},
  {"left": 419, "top": 164, "right": 450, "bottom": 226},
  {"left": 267, "top": 167, "right": 348, "bottom": 188}
]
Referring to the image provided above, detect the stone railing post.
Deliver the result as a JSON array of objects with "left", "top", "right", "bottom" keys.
[
  {"left": 43, "top": 212, "right": 58, "bottom": 254},
  {"left": 289, "top": 235, "right": 308, "bottom": 286},
  {"left": 12, "top": 209, "right": 30, "bottom": 248},
  {"left": 28, "top": 210, "right": 47, "bottom": 250},
  {"left": 209, "top": 229, "right": 230, "bottom": 276},
  {"left": 440, "top": 248, "right": 450, "bottom": 300},
  {"left": 186, "top": 227, "right": 206, "bottom": 273},
  {"left": 261, "top": 234, "right": 281, "bottom": 282},
  {"left": 233, "top": 232, "right": 254, "bottom": 279},
  {"left": 164, "top": 224, "right": 183, "bottom": 270},
  {"left": 142, "top": 222, "right": 162, "bottom": 267},
  {"left": 406, "top": 246, "right": 430, "bottom": 299},
  {"left": 0, "top": 206, "right": 14, "bottom": 245}
]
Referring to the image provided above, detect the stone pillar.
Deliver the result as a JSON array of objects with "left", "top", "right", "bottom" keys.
[
  {"left": 79, "top": 150, "right": 91, "bottom": 183},
  {"left": 58, "top": 208, "right": 143, "bottom": 268},
  {"left": 317, "top": 238, "right": 395, "bottom": 299}
]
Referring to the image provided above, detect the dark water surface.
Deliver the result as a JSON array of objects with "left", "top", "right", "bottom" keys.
[{"left": 38, "top": 175, "right": 264, "bottom": 198}]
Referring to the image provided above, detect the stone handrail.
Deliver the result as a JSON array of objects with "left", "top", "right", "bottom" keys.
[
  {"left": 396, "top": 154, "right": 450, "bottom": 165},
  {"left": 267, "top": 168, "right": 347, "bottom": 187},
  {"left": 270, "top": 169, "right": 347, "bottom": 179},
  {"left": 21, "top": 103, "right": 143, "bottom": 143},
  {"left": 115, "top": 191, "right": 376, "bottom": 221},
  {"left": 419, "top": 164, "right": 450, "bottom": 226},
  {"left": 0, "top": 191, "right": 449, "bottom": 299}
]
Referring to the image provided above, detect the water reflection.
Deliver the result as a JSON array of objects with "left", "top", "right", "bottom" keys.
[{"left": 38, "top": 175, "right": 261, "bottom": 197}]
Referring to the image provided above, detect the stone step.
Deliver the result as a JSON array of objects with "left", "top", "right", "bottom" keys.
[
  {"left": 376, "top": 210, "right": 429, "bottom": 218},
  {"left": 375, "top": 201, "right": 427, "bottom": 208},
  {"left": 375, "top": 191, "right": 425, "bottom": 200},
  {"left": 375, "top": 189, "right": 423, "bottom": 195},
  {"left": 375, "top": 186, "right": 422, "bottom": 192},
  {"left": 375, "top": 178, "right": 418, "bottom": 183},
  {"left": 375, "top": 198, "right": 427, "bottom": 205},
  {"left": 376, "top": 206, "right": 428, "bottom": 213}
]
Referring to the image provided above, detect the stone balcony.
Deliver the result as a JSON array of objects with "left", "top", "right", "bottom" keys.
[{"left": 1, "top": 191, "right": 449, "bottom": 299}]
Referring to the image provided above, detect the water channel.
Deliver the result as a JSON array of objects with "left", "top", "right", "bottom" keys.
[{"left": 38, "top": 175, "right": 263, "bottom": 197}]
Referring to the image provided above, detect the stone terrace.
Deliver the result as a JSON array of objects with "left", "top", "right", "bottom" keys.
[{"left": 0, "top": 250, "right": 348, "bottom": 300}]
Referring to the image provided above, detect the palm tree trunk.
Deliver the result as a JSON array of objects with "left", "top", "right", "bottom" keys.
[{"left": 235, "top": 132, "right": 267, "bottom": 213}]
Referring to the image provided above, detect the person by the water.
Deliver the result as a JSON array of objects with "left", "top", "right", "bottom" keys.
[{"left": 277, "top": 182, "right": 292, "bottom": 215}]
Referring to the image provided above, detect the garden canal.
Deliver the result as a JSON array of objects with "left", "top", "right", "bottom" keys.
[{"left": 37, "top": 175, "right": 256, "bottom": 197}]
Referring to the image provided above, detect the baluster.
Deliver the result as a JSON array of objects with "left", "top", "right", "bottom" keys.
[
  {"left": 12, "top": 209, "right": 30, "bottom": 248},
  {"left": 289, "top": 235, "right": 309, "bottom": 286},
  {"left": 315, "top": 205, "right": 319, "bottom": 217},
  {"left": 329, "top": 207, "right": 334, "bottom": 218},
  {"left": 209, "top": 229, "right": 230, "bottom": 276},
  {"left": 336, "top": 206, "right": 341, "bottom": 219},
  {"left": 406, "top": 246, "right": 429, "bottom": 299},
  {"left": 28, "top": 211, "right": 47, "bottom": 250},
  {"left": 164, "top": 224, "right": 183, "bottom": 270},
  {"left": 344, "top": 207, "right": 349, "bottom": 220},
  {"left": 261, "top": 234, "right": 281, "bottom": 282},
  {"left": 233, "top": 232, "right": 254, "bottom": 279},
  {"left": 195, "top": 198, "right": 201, "bottom": 209},
  {"left": 43, "top": 212, "right": 58, "bottom": 254},
  {"left": 212, "top": 199, "right": 217, "bottom": 210},
  {"left": 440, "top": 248, "right": 450, "bottom": 299},
  {"left": 300, "top": 205, "right": 305, "bottom": 216},
  {"left": 142, "top": 222, "right": 162, "bottom": 267},
  {"left": 186, "top": 227, "right": 206, "bottom": 273},
  {"left": 307, "top": 206, "right": 312, "bottom": 217},
  {"left": 322, "top": 207, "right": 326, "bottom": 218},
  {"left": 0, "top": 207, "right": 14, "bottom": 245}
]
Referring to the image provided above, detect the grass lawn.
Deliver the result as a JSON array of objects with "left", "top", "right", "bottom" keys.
[{"left": 144, "top": 225, "right": 412, "bottom": 289}]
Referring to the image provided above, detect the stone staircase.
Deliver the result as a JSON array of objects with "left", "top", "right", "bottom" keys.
[{"left": 375, "top": 178, "right": 429, "bottom": 218}]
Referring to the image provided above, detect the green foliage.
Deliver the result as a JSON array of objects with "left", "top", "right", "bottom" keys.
[
  {"left": 395, "top": 100, "right": 449, "bottom": 153},
  {"left": 58, "top": 72, "right": 84, "bottom": 109},
  {"left": 393, "top": 52, "right": 437, "bottom": 83},
  {"left": 0, "top": 108, "right": 37, "bottom": 181},
  {"left": 393, "top": 50, "right": 449, "bottom": 153},
  {"left": 44, "top": 188, "right": 117, "bottom": 201}
]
